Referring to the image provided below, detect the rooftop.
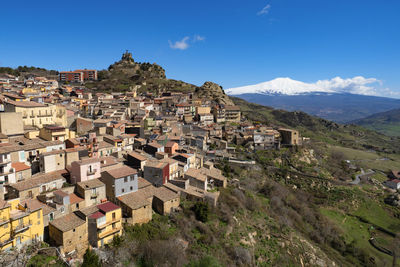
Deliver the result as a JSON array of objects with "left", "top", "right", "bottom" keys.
[
  {"left": 105, "top": 165, "right": 137, "bottom": 179},
  {"left": 50, "top": 213, "right": 86, "bottom": 232}
]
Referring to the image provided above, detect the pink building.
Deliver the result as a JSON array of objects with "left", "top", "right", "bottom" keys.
[{"left": 70, "top": 158, "right": 101, "bottom": 184}]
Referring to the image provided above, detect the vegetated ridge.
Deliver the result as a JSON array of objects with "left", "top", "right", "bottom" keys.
[{"left": 351, "top": 108, "right": 400, "bottom": 137}]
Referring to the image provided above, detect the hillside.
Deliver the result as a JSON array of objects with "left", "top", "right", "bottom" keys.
[
  {"left": 232, "top": 97, "right": 400, "bottom": 153},
  {"left": 352, "top": 108, "right": 400, "bottom": 137},
  {"left": 86, "top": 52, "right": 233, "bottom": 105},
  {"left": 229, "top": 93, "right": 400, "bottom": 123},
  {"left": 0, "top": 66, "right": 59, "bottom": 79}
]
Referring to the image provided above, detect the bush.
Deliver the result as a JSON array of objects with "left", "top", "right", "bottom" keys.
[
  {"left": 82, "top": 248, "right": 101, "bottom": 267},
  {"left": 186, "top": 256, "right": 222, "bottom": 267},
  {"left": 192, "top": 202, "right": 209, "bottom": 223}
]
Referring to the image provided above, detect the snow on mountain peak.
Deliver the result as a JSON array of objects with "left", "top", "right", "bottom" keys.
[{"left": 225, "top": 76, "right": 382, "bottom": 96}]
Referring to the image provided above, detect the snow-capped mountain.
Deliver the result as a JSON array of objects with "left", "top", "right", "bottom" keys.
[
  {"left": 225, "top": 77, "right": 334, "bottom": 95},
  {"left": 225, "top": 76, "right": 387, "bottom": 96},
  {"left": 225, "top": 77, "right": 400, "bottom": 123}
]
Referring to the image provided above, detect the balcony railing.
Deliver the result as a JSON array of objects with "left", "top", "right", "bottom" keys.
[
  {"left": 12, "top": 223, "right": 31, "bottom": 235},
  {"left": 97, "top": 227, "right": 121, "bottom": 239},
  {"left": 90, "top": 192, "right": 99, "bottom": 199},
  {"left": 0, "top": 158, "right": 11, "bottom": 165}
]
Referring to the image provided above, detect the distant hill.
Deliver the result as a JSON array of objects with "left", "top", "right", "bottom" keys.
[
  {"left": 0, "top": 66, "right": 59, "bottom": 79},
  {"left": 229, "top": 92, "right": 400, "bottom": 123},
  {"left": 351, "top": 108, "right": 400, "bottom": 137}
]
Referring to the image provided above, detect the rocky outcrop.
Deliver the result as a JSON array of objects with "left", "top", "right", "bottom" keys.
[{"left": 195, "top": 81, "right": 234, "bottom": 105}]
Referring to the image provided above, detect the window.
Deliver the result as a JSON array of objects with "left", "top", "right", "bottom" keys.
[
  {"left": 122, "top": 188, "right": 125, "bottom": 193},
  {"left": 37, "top": 211, "right": 40, "bottom": 219},
  {"left": 130, "top": 175, "right": 134, "bottom": 181},
  {"left": 73, "top": 229, "right": 75, "bottom": 232},
  {"left": 49, "top": 213, "right": 54, "bottom": 221},
  {"left": 60, "top": 207, "right": 65, "bottom": 213},
  {"left": 124, "top": 177, "right": 128, "bottom": 183},
  {"left": 4, "top": 176, "right": 8, "bottom": 183},
  {"left": 112, "top": 222, "right": 116, "bottom": 229},
  {"left": 97, "top": 216, "right": 106, "bottom": 226},
  {"left": 76, "top": 203, "right": 79, "bottom": 209},
  {"left": 112, "top": 212, "right": 116, "bottom": 220},
  {"left": 130, "top": 186, "right": 133, "bottom": 191}
]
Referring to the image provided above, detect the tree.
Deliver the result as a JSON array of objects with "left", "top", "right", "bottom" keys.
[
  {"left": 191, "top": 202, "right": 209, "bottom": 223},
  {"left": 82, "top": 248, "right": 101, "bottom": 267}
]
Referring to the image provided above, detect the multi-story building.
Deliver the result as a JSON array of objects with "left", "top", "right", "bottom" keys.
[
  {"left": 0, "top": 148, "right": 16, "bottom": 191},
  {"left": 225, "top": 106, "right": 241, "bottom": 123},
  {"left": 212, "top": 105, "right": 226, "bottom": 123},
  {"left": 100, "top": 166, "right": 138, "bottom": 202},
  {"left": 70, "top": 158, "right": 101, "bottom": 184},
  {"left": 78, "top": 202, "right": 122, "bottom": 248},
  {"left": 59, "top": 71, "right": 84, "bottom": 83},
  {"left": 76, "top": 179, "right": 107, "bottom": 207},
  {"left": 74, "top": 69, "right": 98, "bottom": 81},
  {"left": 0, "top": 198, "right": 44, "bottom": 251},
  {"left": 48, "top": 212, "right": 88, "bottom": 257},
  {"left": 39, "top": 125, "right": 74, "bottom": 142},
  {"left": 3, "top": 101, "right": 67, "bottom": 128},
  {"left": 143, "top": 161, "right": 169, "bottom": 187}
]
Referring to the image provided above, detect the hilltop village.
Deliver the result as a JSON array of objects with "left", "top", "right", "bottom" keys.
[{"left": 0, "top": 54, "right": 300, "bottom": 264}]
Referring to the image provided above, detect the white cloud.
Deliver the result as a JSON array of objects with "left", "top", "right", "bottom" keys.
[
  {"left": 226, "top": 76, "right": 400, "bottom": 98},
  {"left": 193, "top": 35, "right": 205, "bottom": 42},
  {"left": 257, "top": 4, "right": 271, "bottom": 15},
  {"left": 169, "top": 35, "right": 205, "bottom": 50},
  {"left": 169, "top": 37, "right": 190, "bottom": 50},
  {"left": 315, "top": 76, "right": 380, "bottom": 95}
]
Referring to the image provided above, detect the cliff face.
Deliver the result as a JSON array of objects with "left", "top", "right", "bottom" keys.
[{"left": 195, "top": 81, "right": 234, "bottom": 105}]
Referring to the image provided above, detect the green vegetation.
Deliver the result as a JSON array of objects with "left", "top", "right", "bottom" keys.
[
  {"left": 192, "top": 202, "right": 210, "bottom": 222},
  {"left": 232, "top": 97, "right": 400, "bottom": 154},
  {"left": 27, "top": 254, "right": 65, "bottom": 267},
  {"left": 82, "top": 248, "right": 101, "bottom": 267},
  {"left": 352, "top": 108, "right": 400, "bottom": 137}
]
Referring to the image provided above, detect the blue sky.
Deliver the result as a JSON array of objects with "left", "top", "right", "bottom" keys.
[{"left": 1, "top": 0, "right": 399, "bottom": 96}]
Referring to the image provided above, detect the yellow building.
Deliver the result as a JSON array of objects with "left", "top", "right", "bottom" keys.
[
  {"left": 0, "top": 198, "right": 44, "bottom": 251},
  {"left": 79, "top": 202, "right": 122, "bottom": 248},
  {"left": 4, "top": 101, "right": 67, "bottom": 128},
  {"left": 39, "top": 125, "right": 75, "bottom": 142},
  {"left": 195, "top": 106, "right": 210, "bottom": 115}
]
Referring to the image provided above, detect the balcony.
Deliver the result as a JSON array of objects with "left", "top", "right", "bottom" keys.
[
  {"left": 12, "top": 223, "right": 31, "bottom": 235},
  {"left": 97, "top": 218, "right": 121, "bottom": 230},
  {"left": 0, "top": 238, "right": 13, "bottom": 248},
  {"left": 97, "top": 226, "right": 121, "bottom": 239},
  {"left": 90, "top": 192, "right": 99, "bottom": 199},
  {"left": 37, "top": 113, "right": 52, "bottom": 117},
  {"left": 0, "top": 158, "right": 11, "bottom": 165}
]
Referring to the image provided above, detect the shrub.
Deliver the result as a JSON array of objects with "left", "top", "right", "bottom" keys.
[
  {"left": 186, "top": 256, "right": 222, "bottom": 267},
  {"left": 192, "top": 202, "right": 209, "bottom": 223},
  {"left": 82, "top": 248, "right": 101, "bottom": 267}
]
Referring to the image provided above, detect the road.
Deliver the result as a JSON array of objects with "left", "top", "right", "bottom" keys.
[{"left": 349, "top": 168, "right": 375, "bottom": 185}]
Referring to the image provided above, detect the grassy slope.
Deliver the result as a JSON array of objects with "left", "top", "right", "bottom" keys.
[
  {"left": 232, "top": 97, "right": 400, "bottom": 153},
  {"left": 352, "top": 108, "right": 400, "bottom": 137}
]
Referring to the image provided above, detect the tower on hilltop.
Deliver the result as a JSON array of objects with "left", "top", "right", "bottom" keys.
[{"left": 121, "top": 50, "right": 134, "bottom": 63}]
